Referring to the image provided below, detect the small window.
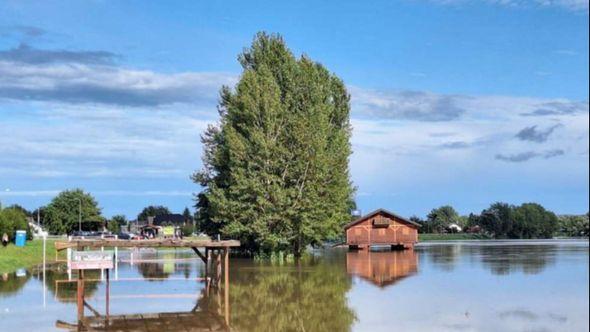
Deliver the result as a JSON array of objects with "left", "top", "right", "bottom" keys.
[{"left": 373, "top": 216, "right": 390, "bottom": 228}]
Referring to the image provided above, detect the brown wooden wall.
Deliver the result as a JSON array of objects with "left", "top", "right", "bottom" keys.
[{"left": 346, "top": 212, "right": 418, "bottom": 247}]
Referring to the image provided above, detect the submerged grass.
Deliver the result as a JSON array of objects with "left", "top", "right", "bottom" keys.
[{"left": 0, "top": 239, "right": 57, "bottom": 274}]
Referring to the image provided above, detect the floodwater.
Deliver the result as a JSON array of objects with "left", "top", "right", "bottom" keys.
[{"left": 0, "top": 240, "right": 588, "bottom": 331}]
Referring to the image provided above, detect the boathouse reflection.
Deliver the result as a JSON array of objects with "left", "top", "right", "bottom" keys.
[{"left": 346, "top": 249, "right": 418, "bottom": 287}]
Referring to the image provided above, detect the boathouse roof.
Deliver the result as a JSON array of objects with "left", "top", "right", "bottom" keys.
[{"left": 344, "top": 208, "right": 420, "bottom": 230}]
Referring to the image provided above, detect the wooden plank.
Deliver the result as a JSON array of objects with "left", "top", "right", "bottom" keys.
[
  {"left": 55, "top": 239, "right": 240, "bottom": 251},
  {"left": 192, "top": 247, "right": 208, "bottom": 264}
]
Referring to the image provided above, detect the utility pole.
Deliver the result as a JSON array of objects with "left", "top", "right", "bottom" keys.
[{"left": 75, "top": 198, "right": 82, "bottom": 232}]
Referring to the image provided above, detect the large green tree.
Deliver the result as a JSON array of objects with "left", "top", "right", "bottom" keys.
[
  {"left": 44, "top": 189, "right": 103, "bottom": 235},
  {"left": 193, "top": 32, "right": 354, "bottom": 256},
  {"left": 479, "top": 202, "right": 515, "bottom": 238},
  {"left": 512, "top": 203, "right": 558, "bottom": 239},
  {"left": 477, "top": 202, "right": 558, "bottom": 239}
]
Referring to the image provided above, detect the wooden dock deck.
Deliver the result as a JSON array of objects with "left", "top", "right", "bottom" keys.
[{"left": 55, "top": 238, "right": 240, "bottom": 251}]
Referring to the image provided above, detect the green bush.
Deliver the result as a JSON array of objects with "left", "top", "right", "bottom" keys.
[
  {"left": 181, "top": 224, "right": 195, "bottom": 237},
  {"left": 0, "top": 208, "right": 30, "bottom": 242}
]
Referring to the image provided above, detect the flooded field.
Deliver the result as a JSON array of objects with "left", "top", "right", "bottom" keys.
[{"left": 0, "top": 240, "right": 588, "bottom": 331}]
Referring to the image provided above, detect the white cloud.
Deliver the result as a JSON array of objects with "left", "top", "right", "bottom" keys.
[
  {"left": 0, "top": 45, "right": 236, "bottom": 106},
  {"left": 349, "top": 87, "right": 589, "bottom": 198},
  {"left": 0, "top": 101, "right": 213, "bottom": 179},
  {"left": 351, "top": 87, "right": 588, "bottom": 121}
]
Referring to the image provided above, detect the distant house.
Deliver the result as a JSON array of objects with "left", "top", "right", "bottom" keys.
[
  {"left": 138, "top": 214, "right": 186, "bottom": 238},
  {"left": 344, "top": 208, "right": 419, "bottom": 250},
  {"left": 447, "top": 223, "right": 462, "bottom": 233}
]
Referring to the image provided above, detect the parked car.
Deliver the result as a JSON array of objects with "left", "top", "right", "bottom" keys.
[
  {"left": 117, "top": 232, "right": 142, "bottom": 240},
  {"left": 117, "top": 232, "right": 132, "bottom": 240},
  {"left": 70, "top": 230, "right": 94, "bottom": 238}
]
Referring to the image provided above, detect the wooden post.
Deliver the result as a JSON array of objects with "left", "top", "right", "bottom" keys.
[
  {"left": 224, "top": 248, "right": 229, "bottom": 326},
  {"left": 105, "top": 269, "right": 110, "bottom": 318},
  {"left": 77, "top": 270, "right": 84, "bottom": 322},
  {"left": 216, "top": 250, "right": 222, "bottom": 288}
]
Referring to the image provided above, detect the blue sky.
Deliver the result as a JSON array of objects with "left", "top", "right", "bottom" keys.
[{"left": 0, "top": 0, "right": 588, "bottom": 219}]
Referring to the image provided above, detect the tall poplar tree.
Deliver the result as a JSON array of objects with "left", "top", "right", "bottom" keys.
[{"left": 193, "top": 32, "right": 354, "bottom": 256}]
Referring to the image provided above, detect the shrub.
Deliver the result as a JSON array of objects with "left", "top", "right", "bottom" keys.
[{"left": 0, "top": 208, "right": 30, "bottom": 242}]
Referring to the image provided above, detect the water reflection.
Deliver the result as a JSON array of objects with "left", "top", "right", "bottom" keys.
[
  {"left": 420, "top": 242, "right": 565, "bottom": 275},
  {"left": 229, "top": 255, "right": 356, "bottom": 331},
  {"left": 468, "top": 244, "right": 556, "bottom": 275},
  {"left": 0, "top": 271, "right": 30, "bottom": 297},
  {"left": 346, "top": 250, "right": 418, "bottom": 287},
  {"left": 0, "top": 241, "right": 587, "bottom": 332},
  {"left": 54, "top": 250, "right": 230, "bottom": 331},
  {"left": 55, "top": 285, "right": 230, "bottom": 331}
]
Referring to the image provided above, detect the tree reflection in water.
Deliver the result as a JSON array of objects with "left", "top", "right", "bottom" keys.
[
  {"left": 0, "top": 271, "right": 31, "bottom": 298},
  {"left": 467, "top": 244, "right": 555, "bottom": 275},
  {"left": 37, "top": 268, "right": 101, "bottom": 302},
  {"left": 228, "top": 254, "right": 356, "bottom": 332},
  {"left": 421, "top": 243, "right": 555, "bottom": 275},
  {"left": 423, "top": 244, "right": 461, "bottom": 271},
  {"left": 136, "top": 262, "right": 171, "bottom": 280}
]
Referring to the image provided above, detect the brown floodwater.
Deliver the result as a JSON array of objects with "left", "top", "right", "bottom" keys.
[{"left": 0, "top": 240, "right": 588, "bottom": 331}]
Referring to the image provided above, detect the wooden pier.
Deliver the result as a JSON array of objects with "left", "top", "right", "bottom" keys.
[
  {"left": 55, "top": 239, "right": 239, "bottom": 279},
  {"left": 54, "top": 238, "right": 240, "bottom": 331}
]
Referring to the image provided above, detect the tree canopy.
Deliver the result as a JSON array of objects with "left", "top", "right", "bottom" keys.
[
  {"left": 558, "top": 213, "right": 589, "bottom": 237},
  {"left": 107, "top": 214, "right": 127, "bottom": 234},
  {"left": 426, "top": 205, "right": 461, "bottom": 233},
  {"left": 182, "top": 207, "right": 193, "bottom": 223},
  {"left": 44, "top": 189, "right": 103, "bottom": 235},
  {"left": 137, "top": 205, "right": 171, "bottom": 222},
  {"left": 193, "top": 32, "right": 354, "bottom": 256},
  {"left": 473, "top": 202, "right": 558, "bottom": 239},
  {"left": 0, "top": 206, "right": 31, "bottom": 241}
]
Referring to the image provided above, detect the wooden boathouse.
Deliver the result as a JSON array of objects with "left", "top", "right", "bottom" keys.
[{"left": 344, "top": 209, "right": 419, "bottom": 250}]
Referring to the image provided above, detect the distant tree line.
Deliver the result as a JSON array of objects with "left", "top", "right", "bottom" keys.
[
  {"left": 411, "top": 202, "right": 588, "bottom": 239},
  {"left": 0, "top": 190, "right": 196, "bottom": 237}
]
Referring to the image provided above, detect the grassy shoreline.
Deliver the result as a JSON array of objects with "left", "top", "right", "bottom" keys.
[{"left": 0, "top": 239, "right": 57, "bottom": 274}]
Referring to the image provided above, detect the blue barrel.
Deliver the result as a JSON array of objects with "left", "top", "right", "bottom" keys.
[{"left": 15, "top": 230, "right": 26, "bottom": 247}]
